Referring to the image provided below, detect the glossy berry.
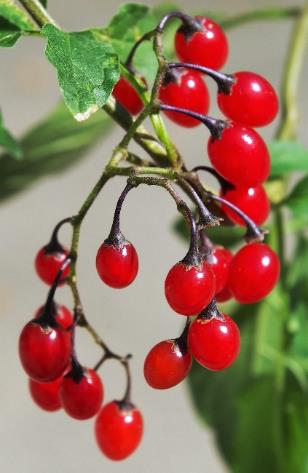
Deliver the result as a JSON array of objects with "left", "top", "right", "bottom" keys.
[
  {"left": 35, "top": 246, "right": 70, "bottom": 286},
  {"left": 96, "top": 241, "right": 138, "bottom": 289},
  {"left": 221, "top": 185, "right": 270, "bottom": 226},
  {"left": 112, "top": 77, "right": 144, "bottom": 115},
  {"left": 218, "top": 71, "right": 279, "bottom": 127},
  {"left": 35, "top": 304, "right": 73, "bottom": 330},
  {"left": 29, "top": 377, "right": 62, "bottom": 412},
  {"left": 60, "top": 368, "right": 103, "bottom": 420},
  {"left": 216, "top": 284, "right": 232, "bottom": 303},
  {"left": 165, "top": 261, "right": 215, "bottom": 316},
  {"left": 208, "top": 123, "right": 270, "bottom": 187},
  {"left": 228, "top": 242, "right": 280, "bottom": 303},
  {"left": 19, "top": 321, "right": 71, "bottom": 382},
  {"left": 95, "top": 401, "right": 143, "bottom": 461},
  {"left": 175, "top": 17, "right": 228, "bottom": 70},
  {"left": 208, "top": 247, "right": 233, "bottom": 293},
  {"left": 159, "top": 70, "right": 209, "bottom": 127},
  {"left": 188, "top": 314, "right": 240, "bottom": 370},
  {"left": 144, "top": 339, "right": 192, "bottom": 389}
]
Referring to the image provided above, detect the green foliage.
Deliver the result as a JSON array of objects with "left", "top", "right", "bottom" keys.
[
  {"left": 0, "top": 0, "right": 35, "bottom": 47},
  {"left": 0, "top": 110, "right": 22, "bottom": 159},
  {"left": 283, "top": 175, "right": 308, "bottom": 228},
  {"left": 269, "top": 140, "right": 308, "bottom": 178}
]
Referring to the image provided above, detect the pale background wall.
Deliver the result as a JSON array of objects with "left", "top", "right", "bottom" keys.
[{"left": 0, "top": 1, "right": 307, "bottom": 472}]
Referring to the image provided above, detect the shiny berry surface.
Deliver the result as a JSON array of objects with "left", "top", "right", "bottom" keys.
[
  {"left": 175, "top": 17, "right": 228, "bottom": 70},
  {"left": 229, "top": 243, "right": 280, "bottom": 303},
  {"left": 221, "top": 185, "right": 270, "bottom": 226},
  {"left": 165, "top": 261, "right": 215, "bottom": 316},
  {"left": 144, "top": 340, "right": 192, "bottom": 389},
  {"left": 188, "top": 314, "right": 240, "bottom": 370},
  {"left": 35, "top": 304, "right": 73, "bottom": 330},
  {"left": 95, "top": 401, "right": 143, "bottom": 461},
  {"left": 19, "top": 321, "right": 71, "bottom": 382},
  {"left": 35, "top": 246, "right": 70, "bottom": 286},
  {"left": 208, "top": 123, "right": 270, "bottom": 187},
  {"left": 208, "top": 247, "right": 233, "bottom": 293},
  {"left": 218, "top": 71, "right": 279, "bottom": 127},
  {"left": 96, "top": 241, "right": 138, "bottom": 289},
  {"left": 60, "top": 368, "right": 103, "bottom": 420},
  {"left": 216, "top": 284, "right": 232, "bottom": 303},
  {"left": 112, "top": 77, "right": 144, "bottom": 115},
  {"left": 29, "top": 377, "right": 62, "bottom": 412},
  {"left": 159, "top": 70, "right": 209, "bottom": 127}
]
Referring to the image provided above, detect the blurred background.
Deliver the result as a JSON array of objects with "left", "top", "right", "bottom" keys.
[{"left": 0, "top": 0, "right": 307, "bottom": 472}]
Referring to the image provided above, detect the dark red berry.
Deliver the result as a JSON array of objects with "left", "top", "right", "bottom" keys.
[
  {"left": 218, "top": 71, "right": 279, "bottom": 127},
  {"left": 19, "top": 321, "right": 71, "bottom": 382},
  {"left": 96, "top": 241, "right": 138, "bottom": 289},
  {"left": 159, "top": 70, "right": 209, "bottom": 127},
  {"left": 29, "top": 377, "right": 62, "bottom": 412},
  {"left": 35, "top": 304, "right": 73, "bottom": 330},
  {"left": 165, "top": 261, "right": 215, "bottom": 316},
  {"left": 208, "top": 123, "right": 270, "bottom": 187},
  {"left": 144, "top": 339, "right": 192, "bottom": 389},
  {"left": 228, "top": 242, "right": 280, "bottom": 303},
  {"left": 35, "top": 246, "right": 70, "bottom": 286},
  {"left": 175, "top": 17, "right": 228, "bottom": 70},
  {"left": 188, "top": 314, "right": 240, "bottom": 370},
  {"left": 221, "top": 185, "right": 270, "bottom": 226},
  {"left": 208, "top": 246, "right": 233, "bottom": 293},
  {"left": 95, "top": 401, "right": 143, "bottom": 461},
  {"left": 216, "top": 284, "right": 232, "bottom": 303},
  {"left": 60, "top": 368, "right": 103, "bottom": 420},
  {"left": 112, "top": 77, "right": 144, "bottom": 115}
]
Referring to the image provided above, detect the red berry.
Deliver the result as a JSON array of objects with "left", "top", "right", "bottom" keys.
[
  {"left": 218, "top": 71, "right": 279, "bottom": 127},
  {"left": 35, "top": 246, "right": 70, "bottom": 286},
  {"left": 144, "top": 339, "right": 192, "bottom": 389},
  {"left": 208, "top": 246, "right": 233, "bottom": 293},
  {"left": 228, "top": 243, "right": 280, "bottom": 303},
  {"left": 35, "top": 304, "right": 73, "bottom": 330},
  {"left": 221, "top": 185, "right": 270, "bottom": 226},
  {"left": 188, "top": 314, "right": 240, "bottom": 370},
  {"left": 19, "top": 321, "right": 71, "bottom": 382},
  {"left": 216, "top": 284, "right": 232, "bottom": 303},
  {"left": 96, "top": 241, "right": 138, "bottom": 289},
  {"left": 159, "top": 70, "right": 209, "bottom": 127},
  {"left": 175, "top": 17, "right": 228, "bottom": 70},
  {"left": 29, "top": 377, "right": 62, "bottom": 412},
  {"left": 208, "top": 123, "right": 270, "bottom": 187},
  {"left": 112, "top": 77, "right": 144, "bottom": 115},
  {"left": 165, "top": 261, "right": 215, "bottom": 316},
  {"left": 60, "top": 368, "right": 103, "bottom": 420},
  {"left": 95, "top": 401, "right": 143, "bottom": 461}
]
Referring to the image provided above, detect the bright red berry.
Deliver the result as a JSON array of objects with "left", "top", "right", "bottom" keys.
[
  {"left": 29, "top": 377, "right": 62, "bottom": 412},
  {"left": 19, "top": 321, "right": 71, "bottom": 382},
  {"left": 112, "top": 77, "right": 144, "bottom": 115},
  {"left": 60, "top": 368, "right": 103, "bottom": 420},
  {"left": 228, "top": 243, "right": 280, "bottom": 303},
  {"left": 144, "top": 339, "right": 192, "bottom": 389},
  {"left": 165, "top": 261, "right": 215, "bottom": 316},
  {"left": 216, "top": 284, "right": 232, "bottom": 303},
  {"left": 35, "top": 304, "right": 73, "bottom": 330},
  {"left": 218, "top": 71, "right": 279, "bottom": 127},
  {"left": 208, "top": 247, "right": 233, "bottom": 293},
  {"left": 188, "top": 314, "right": 240, "bottom": 370},
  {"left": 208, "top": 123, "right": 270, "bottom": 187},
  {"left": 175, "top": 17, "right": 228, "bottom": 70},
  {"left": 159, "top": 70, "right": 209, "bottom": 127},
  {"left": 95, "top": 401, "right": 143, "bottom": 461},
  {"left": 221, "top": 185, "right": 270, "bottom": 226},
  {"left": 35, "top": 246, "right": 70, "bottom": 286},
  {"left": 96, "top": 241, "right": 138, "bottom": 289}
]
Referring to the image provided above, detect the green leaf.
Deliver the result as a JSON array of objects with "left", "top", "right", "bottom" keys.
[
  {"left": 0, "top": 101, "right": 113, "bottom": 202},
  {"left": 39, "top": 0, "right": 47, "bottom": 6},
  {"left": 42, "top": 24, "right": 120, "bottom": 120},
  {"left": 0, "top": 110, "right": 22, "bottom": 159},
  {"left": 283, "top": 175, "right": 308, "bottom": 228},
  {"left": 269, "top": 140, "right": 308, "bottom": 178},
  {"left": 0, "top": 17, "right": 20, "bottom": 46},
  {"left": 0, "top": 0, "right": 36, "bottom": 47}
]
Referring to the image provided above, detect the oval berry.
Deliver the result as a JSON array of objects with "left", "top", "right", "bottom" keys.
[
  {"left": 96, "top": 241, "right": 138, "bottom": 289},
  {"left": 221, "top": 185, "right": 270, "bottom": 226},
  {"left": 159, "top": 70, "right": 209, "bottom": 127},
  {"left": 144, "top": 339, "right": 192, "bottom": 389},
  {"left": 218, "top": 71, "right": 279, "bottom": 127},
  {"left": 175, "top": 17, "right": 228, "bottom": 70},
  {"left": 19, "top": 321, "right": 71, "bottom": 382},
  {"left": 29, "top": 377, "right": 62, "bottom": 412},
  {"left": 216, "top": 284, "right": 232, "bottom": 303},
  {"left": 188, "top": 314, "right": 240, "bottom": 370},
  {"left": 228, "top": 243, "right": 280, "bottom": 303},
  {"left": 95, "top": 401, "right": 143, "bottom": 461},
  {"left": 35, "top": 304, "right": 73, "bottom": 330},
  {"left": 112, "top": 77, "right": 144, "bottom": 115},
  {"left": 35, "top": 246, "right": 70, "bottom": 286},
  {"left": 208, "top": 123, "right": 270, "bottom": 187},
  {"left": 208, "top": 246, "right": 233, "bottom": 293},
  {"left": 165, "top": 261, "right": 215, "bottom": 316}
]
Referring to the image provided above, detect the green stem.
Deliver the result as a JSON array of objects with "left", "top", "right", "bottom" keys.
[
  {"left": 220, "top": 6, "right": 300, "bottom": 30},
  {"left": 18, "top": 0, "right": 57, "bottom": 27}
]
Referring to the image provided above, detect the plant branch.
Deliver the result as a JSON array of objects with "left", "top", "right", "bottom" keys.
[{"left": 18, "top": 0, "right": 57, "bottom": 27}]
